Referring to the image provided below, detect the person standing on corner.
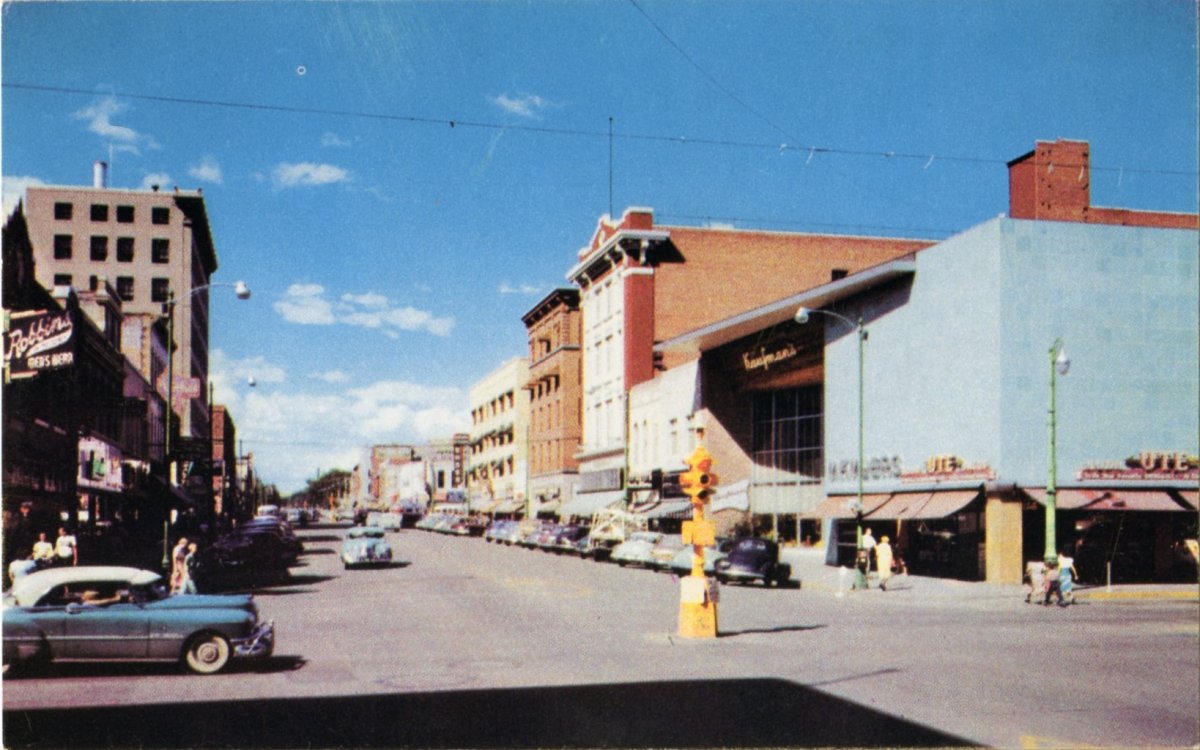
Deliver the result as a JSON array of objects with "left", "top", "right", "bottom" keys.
[
  {"left": 54, "top": 527, "right": 78, "bottom": 567},
  {"left": 875, "top": 535, "right": 895, "bottom": 591}
]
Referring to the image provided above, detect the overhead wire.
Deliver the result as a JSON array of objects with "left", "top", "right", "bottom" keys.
[{"left": 3, "top": 82, "right": 1193, "bottom": 179}]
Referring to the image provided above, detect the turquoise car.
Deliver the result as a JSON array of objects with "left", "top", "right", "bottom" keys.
[{"left": 2, "top": 566, "right": 274, "bottom": 675}]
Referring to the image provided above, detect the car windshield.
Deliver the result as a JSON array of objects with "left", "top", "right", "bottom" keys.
[
  {"left": 349, "top": 527, "right": 385, "bottom": 538},
  {"left": 735, "top": 538, "right": 770, "bottom": 553}
]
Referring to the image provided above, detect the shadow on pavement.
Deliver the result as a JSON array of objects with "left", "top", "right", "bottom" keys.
[{"left": 4, "top": 678, "right": 973, "bottom": 748}]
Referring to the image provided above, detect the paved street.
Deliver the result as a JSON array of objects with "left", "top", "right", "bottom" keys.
[{"left": 5, "top": 523, "right": 1198, "bottom": 749}]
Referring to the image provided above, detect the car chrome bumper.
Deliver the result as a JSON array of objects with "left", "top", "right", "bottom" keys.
[{"left": 233, "top": 620, "right": 274, "bottom": 658}]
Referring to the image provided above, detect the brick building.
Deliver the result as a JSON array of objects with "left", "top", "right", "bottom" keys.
[
  {"left": 521, "top": 288, "right": 583, "bottom": 517},
  {"left": 562, "top": 207, "right": 935, "bottom": 519}
]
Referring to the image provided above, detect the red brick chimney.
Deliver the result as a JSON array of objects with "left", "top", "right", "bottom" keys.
[{"left": 1008, "top": 139, "right": 1197, "bottom": 229}]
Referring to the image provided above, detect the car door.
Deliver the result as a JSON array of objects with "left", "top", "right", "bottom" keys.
[{"left": 61, "top": 586, "right": 150, "bottom": 659}]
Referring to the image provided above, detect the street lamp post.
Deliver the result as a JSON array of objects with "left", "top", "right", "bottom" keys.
[
  {"left": 795, "top": 306, "right": 868, "bottom": 590},
  {"left": 160, "top": 280, "right": 250, "bottom": 569},
  {"left": 1045, "top": 339, "right": 1070, "bottom": 566}
]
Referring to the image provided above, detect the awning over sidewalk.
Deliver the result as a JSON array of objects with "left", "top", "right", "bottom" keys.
[
  {"left": 559, "top": 490, "right": 624, "bottom": 519},
  {"left": 867, "top": 490, "right": 981, "bottom": 520},
  {"left": 1023, "top": 488, "right": 1187, "bottom": 512},
  {"left": 631, "top": 499, "right": 693, "bottom": 520},
  {"left": 1176, "top": 490, "right": 1198, "bottom": 510},
  {"left": 806, "top": 493, "right": 891, "bottom": 519}
]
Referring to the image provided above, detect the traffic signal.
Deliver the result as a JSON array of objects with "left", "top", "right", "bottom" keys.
[{"left": 680, "top": 446, "right": 718, "bottom": 502}]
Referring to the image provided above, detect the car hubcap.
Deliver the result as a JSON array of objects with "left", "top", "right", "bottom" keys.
[{"left": 196, "top": 643, "right": 220, "bottom": 664}]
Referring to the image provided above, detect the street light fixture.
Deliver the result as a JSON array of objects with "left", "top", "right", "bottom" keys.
[
  {"left": 160, "top": 280, "right": 251, "bottom": 569},
  {"left": 795, "top": 305, "right": 869, "bottom": 590},
  {"left": 1045, "top": 339, "right": 1070, "bottom": 566}
]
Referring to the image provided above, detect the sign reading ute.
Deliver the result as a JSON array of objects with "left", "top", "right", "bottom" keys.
[{"left": 4, "top": 310, "right": 75, "bottom": 378}]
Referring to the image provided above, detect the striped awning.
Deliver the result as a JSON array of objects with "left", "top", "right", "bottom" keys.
[
  {"left": 867, "top": 490, "right": 980, "bottom": 520},
  {"left": 805, "top": 493, "right": 892, "bottom": 519},
  {"left": 1023, "top": 488, "right": 1187, "bottom": 512}
]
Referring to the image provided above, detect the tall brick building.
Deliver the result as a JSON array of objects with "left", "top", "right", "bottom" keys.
[{"left": 562, "top": 207, "right": 935, "bottom": 518}]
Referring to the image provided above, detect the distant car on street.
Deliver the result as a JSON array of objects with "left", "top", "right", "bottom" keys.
[
  {"left": 714, "top": 537, "right": 792, "bottom": 587},
  {"left": 341, "top": 526, "right": 394, "bottom": 569},
  {"left": 669, "top": 538, "right": 735, "bottom": 577},
  {"left": 611, "top": 531, "right": 664, "bottom": 568},
  {"left": 2, "top": 566, "right": 274, "bottom": 675},
  {"left": 366, "top": 511, "right": 403, "bottom": 532},
  {"left": 648, "top": 534, "right": 686, "bottom": 570}
]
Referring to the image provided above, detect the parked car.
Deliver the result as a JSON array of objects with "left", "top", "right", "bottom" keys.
[
  {"left": 534, "top": 524, "right": 564, "bottom": 551},
  {"left": 611, "top": 531, "right": 664, "bottom": 567},
  {"left": 669, "top": 538, "right": 735, "bottom": 577},
  {"left": 2, "top": 566, "right": 274, "bottom": 675},
  {"left": 586, "top": 508, "right": 649, "bottom": 561},
  {"left": 484, "top": 519, "right": 514, "bottom": 543},
  {"left": 341, "top": 526, "right": 394, "bottom": 569},
  {"left": 714, "top": 537, "right": 792, "bottom": 587},
  {"left": 552, "top": 525, "right": 591, "bottom": 555},
  {"left": 365, "top": 511, "right": 403, "bottom": 532},
  {"left": 648, "top": 534, "right": 686, "bottom": 570}
]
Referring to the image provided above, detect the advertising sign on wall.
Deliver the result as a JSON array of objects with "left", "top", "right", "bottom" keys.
[
  {"left": 78, "top": 436, "right": 124, "bottom": 493},
  {"left": 4, "top": 310, "right": 75, "bottom": 379}
]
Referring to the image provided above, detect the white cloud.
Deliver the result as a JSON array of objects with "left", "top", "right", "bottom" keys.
[
  {"left": 72, "top": 96, "right": 158, "bottom": 154},
  {"left": 310, "top": 370, "right": 350, "bottom": 384},
  {"left": 321, "top": 132, "right": 352, "bottom": 147},
  {"left": 276, "top": 284, "right": 455, "bottom": 337},
  {"left": 499, "top": 282, "right": 542, "bottom": 296},
  {"left": 491, "top": 93, "right": 552, "bottom": 119},
  {"left": 272, "top": 162, "right": 350, "bottom": 189},
  {"left": 139, "top": 173, "right": 172, "bottom": 191},
  {"left": 188, "top": 157, "right": 223, "bottom": 184},
  {"left": 209, "top": 349, "right": 288, "bottom": 410},
  {"left": 2, "top": 176, "right": 45, "bottom": 219},
  {"left": 274, "top": 283, "right": 336, "bottom": 324}
]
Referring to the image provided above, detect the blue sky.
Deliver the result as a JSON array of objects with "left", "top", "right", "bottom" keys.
[{"left": 3, "top": 1, "right": 1196, "bottom": 493}]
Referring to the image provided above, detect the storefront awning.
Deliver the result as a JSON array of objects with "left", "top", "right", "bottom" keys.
[
  {"left": 632, "top": 499, "right": 694, "bottom": 520},
  {"left": 494, "top": 499, "right": 525, "bottom": 514},
  {"left": 805, "top": 493, "right": 892, "bottom": 519},
  {"left": 1024, "top": 488, "right": 1187, "bottom": 512},
  {"left": 868, "top": 490, "right": 981, "bottom": 520},
  {"left": 1176, "top": 490, "right": 1198, "bottom": 510},
  {"left": 560, "top": 491, "right": 624, "bottom": 519}
]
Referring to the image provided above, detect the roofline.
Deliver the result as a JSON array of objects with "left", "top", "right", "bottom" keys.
[
  {"left": 566, "top": 228, "right": 671, "bottom": 284},
  {"left": 655, "top": 256, "right": 918, "bottom": 356}
]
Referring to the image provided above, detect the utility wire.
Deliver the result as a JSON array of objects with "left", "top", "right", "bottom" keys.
[{"left": 3, "top": 82, "right": 1194, "bottom": 178}]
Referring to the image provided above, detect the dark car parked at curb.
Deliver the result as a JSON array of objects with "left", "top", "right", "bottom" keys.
[{"left": 714, "top": 537, "right": 792, "bottom": 587}]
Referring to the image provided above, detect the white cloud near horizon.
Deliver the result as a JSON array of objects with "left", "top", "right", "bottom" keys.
[
  {"left": 498, "top": 282, "right": 542, "bottom": 296},
  {"left": 490, "top": 93, "right": 552, "bottom": 119},
  {"left": 275, "top": 284, "right": 455, "bottom": 337},
  {"left": 72, "top": 96, "right": 159, "bottom": 154},
  {"left": 188, "top": 157, "right": 224, "bottom": 184},
  {"left": 310, "top": 370, "right": 350, "bottom": 384},
  {"left": 2, "top": 176, "right": 45, "bottom": 219},
  {"left": 272, "top": 162, "right": 350, "bottom": 189}
]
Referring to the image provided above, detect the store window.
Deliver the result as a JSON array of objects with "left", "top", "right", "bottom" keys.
[{"left": 752, "top": 386, "right": 824, "bottom": 481}]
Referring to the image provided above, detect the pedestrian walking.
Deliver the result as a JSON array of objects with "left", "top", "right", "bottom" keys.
[
  {"left": 170, "top": 537, "right": 189, "bottom": 593},
  {"left": 180, "top": 543, "right": 199, "bottom": 595},
  {"left": 1043, "top": 560, "right": 1065, "bottom": 606},
  {"left": 861, "top": 528, "right": 877, "bottom": 571},
  {"left": 1058, "top": 549, "right": 1078, "bottom": 606},
  {"left": 875, "top": 535, "right": 895, "bottom": 591},
  {"left": 54, "top": 527, "right": 78, "bottom": 566},
  {"left": 1024, "top": 560, "right": 1046, "bottom": 603}
]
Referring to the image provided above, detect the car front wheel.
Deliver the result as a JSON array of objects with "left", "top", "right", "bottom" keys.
[{"left": 184, "top": 633, "right": 231, "bottom": 674}]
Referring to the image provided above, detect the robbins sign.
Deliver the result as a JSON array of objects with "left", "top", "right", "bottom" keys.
[{"left": 4, "top": 310, "right": 75, "bottom": 379}]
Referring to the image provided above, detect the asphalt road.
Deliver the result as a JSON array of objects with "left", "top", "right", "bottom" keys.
[{"left": 4, "top": 523, "right": 1198, "bottom": 749}]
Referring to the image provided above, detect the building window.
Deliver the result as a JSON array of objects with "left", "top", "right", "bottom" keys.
[
  {"left": 90, "top": 235, "right": 108, "bottom": 261},
  {"left": 151, "top": 278, "right": 170, "bottom": 303},
  {"left": 152, "top": 207, "right": 170, "bottom": 225},
  {"left": 116, "top": 205, "right": 135, "bottom": 223},
  {"left": 116, "top": 277, "right": 135, "bottom": 302},
  {"left": 151, "top": 238, "right": 170, "bottom": 263},
  {"left": 90, "top": 204, "right": 109, "bottom": 222},
  {"left": 751, "top": 386, "right": 824, "bottom": 482},
  {"left": 116, "top": 237, "right": 134, "bottom": 262},
  {"left": 53, "top": 274, "right": 72, "bottom": 287},
  {"left": 54, "top": 202, "right": 73, "bottom": 220},
  {"left": 53, "top": 234, "right": 72, "bottom": 259}
]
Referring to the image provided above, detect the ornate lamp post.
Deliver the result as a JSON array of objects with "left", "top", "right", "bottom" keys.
[
  {"left": 795, "top": 306, "right": 868, "bottom": 590},
  {"left": 1045, "top": 339, "right": 1070, "bottom": 566}
]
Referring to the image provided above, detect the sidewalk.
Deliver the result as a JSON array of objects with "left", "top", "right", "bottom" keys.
[{"left": 779, "top": 546, "right": 1200, "bottom": 603}]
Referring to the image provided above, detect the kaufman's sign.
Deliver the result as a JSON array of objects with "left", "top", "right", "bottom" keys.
[{"left": 4, "top": 310, "right": 75, "bottom": 378}]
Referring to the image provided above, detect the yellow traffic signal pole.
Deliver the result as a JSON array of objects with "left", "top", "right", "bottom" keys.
[{"left": 678, "top": 429, "right": 718, "bottom": 639}]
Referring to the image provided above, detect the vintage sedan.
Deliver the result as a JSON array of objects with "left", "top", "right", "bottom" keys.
[
  {"left": 2, "top": 566, "right": 274, "bottom": 675},
  {"left": 341, "top": 526, "right": 394, "bottom": 569},
  {"left": 714, "top": 537, "right": 793, "bottom": 587},
  {"left": 611, "top": 531, "right": 664, "bottom": 567},
  {"left": 669, "top": 538, "right": 735, "bottom": 577}
]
